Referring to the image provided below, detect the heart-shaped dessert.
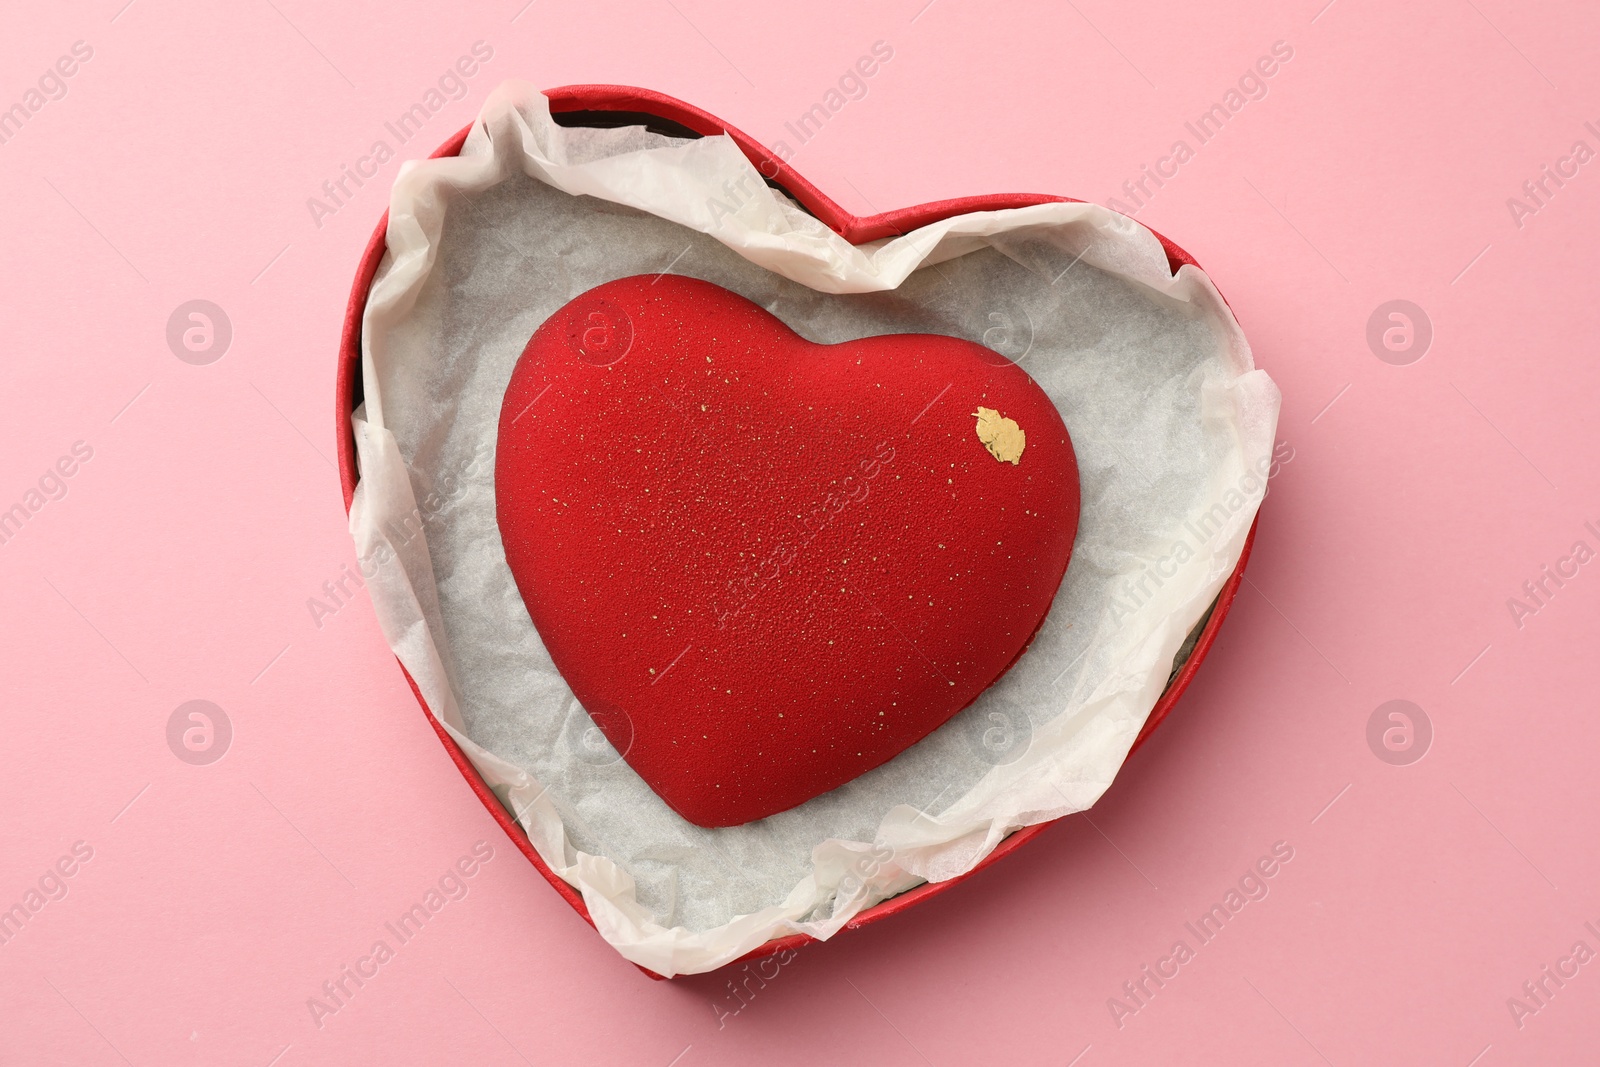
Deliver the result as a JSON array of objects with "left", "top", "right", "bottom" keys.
[{"left": 496, "top": 275, "right": 1080, "bottom": 826}]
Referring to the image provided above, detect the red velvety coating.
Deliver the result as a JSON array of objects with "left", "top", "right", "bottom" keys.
[{"left": 495, "top": 275, "right": 1079, "bottom": 827}]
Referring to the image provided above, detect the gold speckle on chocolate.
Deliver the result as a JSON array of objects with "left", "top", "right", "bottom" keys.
[{"left": 973, "top": 406, "right": 1025, "bottom": 465}]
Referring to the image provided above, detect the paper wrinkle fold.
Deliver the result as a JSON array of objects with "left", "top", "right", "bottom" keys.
[{"left": 348, "top": 80, "right": 1280, "bottom": 976}]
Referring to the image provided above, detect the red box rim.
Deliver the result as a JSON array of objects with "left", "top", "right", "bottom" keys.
[{"left": 333, "top": 84, "right": 1260, "bottom": 979}]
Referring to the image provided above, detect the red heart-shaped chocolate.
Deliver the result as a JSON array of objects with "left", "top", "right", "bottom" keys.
[{"left": 496, "top": 275, "right": 1079, "bottom": 826}]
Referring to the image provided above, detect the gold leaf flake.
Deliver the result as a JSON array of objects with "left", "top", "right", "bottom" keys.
[{"left": 973, "top": 407, "right": 1025, "bottom": 464}]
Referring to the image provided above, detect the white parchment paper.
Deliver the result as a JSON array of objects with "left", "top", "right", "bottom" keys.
[{"left": 348, "top": 81, "right": 1280, "bottom": 976}]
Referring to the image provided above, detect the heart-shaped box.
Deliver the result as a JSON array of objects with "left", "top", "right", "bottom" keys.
[{"left": 335, "top": 85, "right": 1260, "bottom": 978}]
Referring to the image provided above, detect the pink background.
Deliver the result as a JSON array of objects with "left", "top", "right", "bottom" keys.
[{"left": 3, "top": 0, "right": 1597, "bottom": 1063}]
